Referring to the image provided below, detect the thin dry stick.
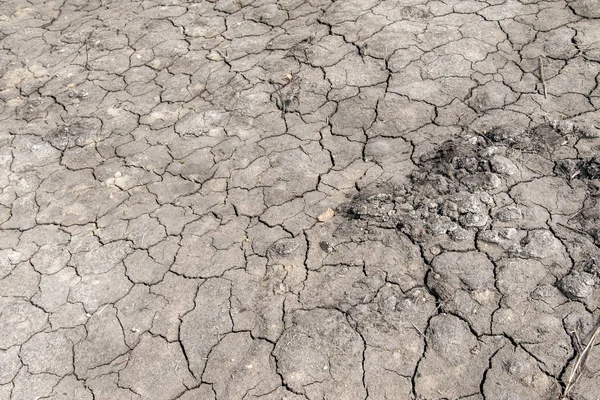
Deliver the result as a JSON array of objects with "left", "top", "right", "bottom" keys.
[
  {"left": 539, "top": 55, "right": 548, "bottom": 99},
  {"left": 561, "top": 322, "right": 600, "bottom": 399},
  {"left": 411, "top": 323, "right": 425, "bottom": 338}
]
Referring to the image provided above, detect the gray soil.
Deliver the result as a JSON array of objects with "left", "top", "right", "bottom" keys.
[{"left": 0, "top": 0, "right": 599, "bottom": 399}]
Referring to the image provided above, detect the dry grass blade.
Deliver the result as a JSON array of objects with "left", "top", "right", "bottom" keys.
[{"left": 561, "top": 321, "right": 600, "bottom": 399}]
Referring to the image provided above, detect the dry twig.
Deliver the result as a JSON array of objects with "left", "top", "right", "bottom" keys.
[
  {"left": 561, "top": 321, "right": 600, "bottom": 399},
  {"left": 411, "top": 323, "right": 426, "bottom": 338}
]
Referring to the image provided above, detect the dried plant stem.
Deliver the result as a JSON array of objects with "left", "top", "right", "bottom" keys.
[{"left": 561, "top": 322, "right": 600, "bottom": 399}]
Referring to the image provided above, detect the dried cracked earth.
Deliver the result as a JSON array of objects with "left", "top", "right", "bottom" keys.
[{"left": 1, "top": 0, "right": 600, "bottom": 399}]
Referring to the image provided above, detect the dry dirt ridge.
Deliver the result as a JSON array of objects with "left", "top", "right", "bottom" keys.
[{"left": 1, "top": 0, "right": 600, "bottom": 400}]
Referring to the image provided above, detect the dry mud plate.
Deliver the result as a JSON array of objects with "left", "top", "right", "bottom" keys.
[{"left": 1, "top": 0, "right": 600, "bottom": 399}]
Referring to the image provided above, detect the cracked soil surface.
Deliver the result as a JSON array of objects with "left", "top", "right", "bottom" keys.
[{"left": 1, "top": 0, "right": 600, "bottom": 399}]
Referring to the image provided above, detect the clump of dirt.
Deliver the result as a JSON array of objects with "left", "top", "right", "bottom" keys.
[
  {"left": 343, "top": 120, "right": 600, "bottom": 246},
  {"left": 345, "top": 186, "right": 492, "bottom": 243},
  {"left": 578, "top": 156, "right": 600, "bottom": 179}
]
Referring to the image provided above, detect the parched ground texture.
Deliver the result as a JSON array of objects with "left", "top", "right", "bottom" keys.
[{"left": 1, "top": 0, "right": 600, "bottom": 399}]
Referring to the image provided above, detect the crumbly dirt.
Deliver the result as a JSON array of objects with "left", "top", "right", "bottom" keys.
[{"left": 1, "top": 0, "right": 599, "bottom": 399}]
